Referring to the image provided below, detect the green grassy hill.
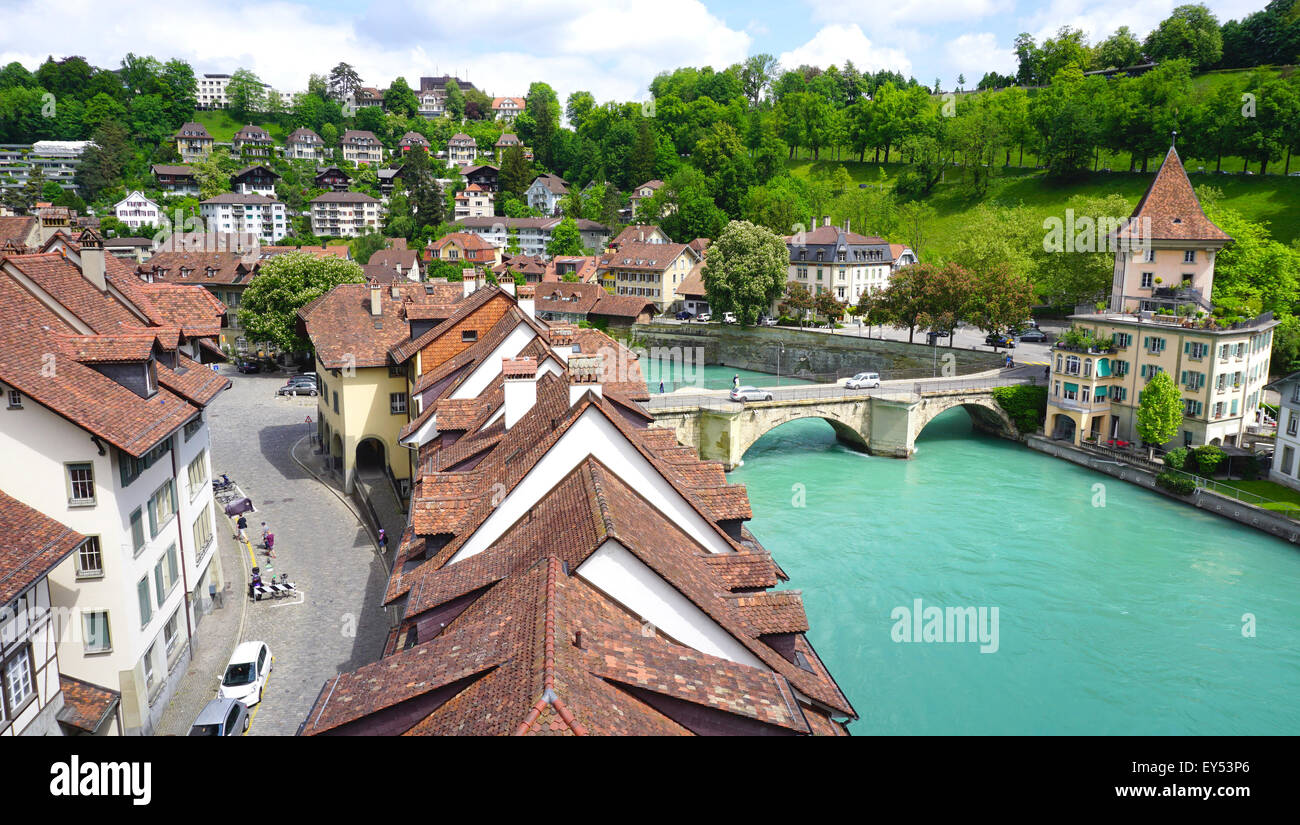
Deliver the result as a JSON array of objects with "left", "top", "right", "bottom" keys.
[
  {"left": 785, "top": 158, "right": 1300, "bottom": 259},
  {"left": 192, "top": 110, "right": 290, "bottom": 143}
]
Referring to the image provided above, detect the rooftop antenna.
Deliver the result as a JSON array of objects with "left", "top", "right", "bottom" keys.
[{"left": 1171, "top": 129, "right": 1178, "bottom": 148}]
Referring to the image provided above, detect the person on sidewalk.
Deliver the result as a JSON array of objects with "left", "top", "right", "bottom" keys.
[
  {"left": 377, "top": 528, "right": 388, "bottom": 553},
  {"left": 265, "top": 531, "right": 276, "bottom": 558},
  {"left": 260, "top": 521, "right": 270, "bottom": 547},
  {"left": 235, "top": 514, "right": 247, "bottom": 542}
]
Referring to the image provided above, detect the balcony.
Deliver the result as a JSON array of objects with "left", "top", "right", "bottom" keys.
[{"left": 1051, "top": 396, "right": 1110, "bottom": 414}]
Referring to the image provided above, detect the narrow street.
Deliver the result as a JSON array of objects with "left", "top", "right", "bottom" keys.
[{"left": 157, "top": 366, "right": 391, "bottom": 736}]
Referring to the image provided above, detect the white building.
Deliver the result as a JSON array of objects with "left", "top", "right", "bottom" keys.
[
  {"left": 310, "top": 192, "right": 384, "bottom": 238},
  {"left": 200, "top": 193, "right": 289, "bottom": 244},
  {"left": 0, "top": 141, "right": 97, "bottom": 195},
  {"left": 526, "top": 174, "right": 568, "bottom": 216},
  {"left": 285, "top": 128, "right": 325, "bottom": 162},
  {"left": 783, "top": 219, "right": 915, "bottom": 308},
  {"left": 0, "top": 231, "right": 229, "bottom": 736},
  {"left": 196, "top": 74, "right": 230, "bottom": 109},
  {"left": 455, "top": 217, "right": 609, "bottom": 259},
  {"left": 447, "top": 133, "right": 477, "bottom": 166},
  {"left": 453, "top": 184, "right": 494, "bottom": 220},
  {"left": 113, "top": 191, "right": 162, "bottom": 230},
  {"left": 340, "top": 130, "right": 383, "bottom": 165},
  {"left": 1267, "top": 372, "right": 1300, "bottom": 489}
]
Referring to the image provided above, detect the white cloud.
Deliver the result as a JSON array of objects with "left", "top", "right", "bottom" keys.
[
  {"left": 1019, "top": 0, "right": 1262, "bottom": 46},
  {"left": 778, "top": 24, "right": 913, "bottom": 77},
  {"left": 944, "top": 33, "right": 1017, "bottom": 83},
  {"left": 0, "top": 0, "right": 751, "bottom": 105},
  {"left": 804, "top": 0, "right": 1013, "bottom": 27}
]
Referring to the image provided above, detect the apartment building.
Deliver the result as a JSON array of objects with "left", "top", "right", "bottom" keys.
[
  {"left": 0, "top": 230, "right": 230, "bottom": 736},
  {"left": 447, "top": 133, "right": 477, "bottom": 166},
  {"left": 783, "top": 219, "right": 914, "bottom": 308},
  {"left": 1047, "top": 145, "right": 1277, "bottom": 449},
  {"left": 1266, "top": 372, "right": 1300, "bottom": 488},
  {"left": 526, "top": 173, "right": 568, "bottom": 216},
  {"left": 0, "top": 141, "right": 96, "bottom": 195},
  {"left": 151, "top": 164, "right": 199, "bottom": 196},
  {"left": 455, "top": 216, "right": 608, "bottom": 259},
  {"left": 199, "top": 193, "right": 289, "bottom": 245},
  {"left": 597, "top": 236, "right": 702, "bottom": 313},
  {"left": 231, "top": 125, "right": 274, "bottom": 159},
  {"left": 309, "top": 192, "right": 384, "bottom": 238},
  {"left": 285, "top": 128, "right": 326, "bottom": 162},
  {"left": 492, "top": 97, "right": 524, "bottom": 121},
  {"left": 195, "top": 74, "right": 230, "bottom": 109},
  {"left": 112, "top": 191, "right": 162, "bottom": 231},
  {"left": 229, "top": 165, "right": 280, "bottom": 197},
  {"left": 627, "top": 179, "right": 664, "bottom": 218},
  {"left": 453, "top": 184, "right": 494, "bottom": 219},
  {"left": 340, "top": 130, "right": 383, "bottom": 165},
  {"left": 174, "top": 123, "right": 214, "bottom": 163}
]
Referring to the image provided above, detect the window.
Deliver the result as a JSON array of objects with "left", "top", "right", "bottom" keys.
[
  {"left": 1184, "top": 250, "right": 1196, "bottom": 263},
  {"left": 1289, "top": 412, "right": 1298, "bottom": 437},
  {"left": 333, "top": 392, "right": 339, "bottom": 414},
  {"left": 187, "top": 450, "right": 207, "bottom": 500},
  {"left": 164, "top": 609, "right": 182, "bottom": 658},
  {"left": 1111, "top": 332, "right": 1132, "bottom": 348},
  {"left": 184, "top": 415, "right": 203, "bottom": 441},
  {"left": 1140, "top": 272, "right": 1153, "bottom": 288},
  {"left": 83, "top": 611, "right": 111, "bottom": 653},
  {"left": 148, "top": 480, "right": 177, "bottom": 538},
  {"left": 388, "top": 364, "right": 404, "bottom": 378},
  {"left": 3, "top": 647, "right": 34, "bottom": 716},
  {"left": 193, "top": 503, "right": 214, "bottom": 558},
  {"left": 75, "top": 537, "right": 103, "bottom": 578},
  {"left": 1113, "top": 387, "right": 1127, "bottom": 402},
  {"left": 143, "top": 642, "right": 157, "bottom": 693},
  {"left": 1064, "top": 356, "right": 1081, "bottom": 376},
  {"left": 1186, "top": 342, "right": 1207, "bottom": 359},
  {"left": 67, "top": 462, "right": 96, "bottom": 505},
  {"left": 155, "top": 544, "right": 179, "bottom": 605},
  {"left": 6, "top": 389, "right": 20, "bottom": 409},
  {"left": 138, "top": 577, "right": 153, "bottom": 627},
  {"left": 390, "top": 392, "right": 407, "bottom": 416},
  {"left": 1063, "top": 383, "right": 1079, "bottom": 401},
  {"left": 1144, "top": 336, "right": 1166, "bottom": 353}
]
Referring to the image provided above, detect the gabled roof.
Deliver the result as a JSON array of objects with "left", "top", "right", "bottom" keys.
[
  {"left": 231, "top": 164, "right": 280, "bottom": 181},
  {"left": 299, "top": 281, "right": 466, "bottom": 369},
  {"left": 142, "top": 251, "right": 257, "bottom": 286},
  {"left": 530, "top": 173, "right": 568, "bottom": 195},
  {"left": 232, "top": 124, "right": 273, "bottom": 142},
  {"left": 597, "top": 240, "right": 695, "bottom": 272},
  {"left": 388, "top": 285, "right": 508, "bottom": 364},
  {"left": 150, "top": 164, "right": 196, "bottom": 178},
  {"left": 0, "top": 490, "right": 84, "bottom": 605},
  {"left": 174, "top": 122, "right": 213, "bottom": 139},
  {"left": 1118, "top": 145, "right": 1231, "bottom": 243},
  {"left": 286, "top": 127, "right": 322, "bottom": 143}
]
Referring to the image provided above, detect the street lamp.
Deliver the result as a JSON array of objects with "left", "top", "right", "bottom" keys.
[{"left": 776, "top": 343, "right": 785, "bottom": 387}]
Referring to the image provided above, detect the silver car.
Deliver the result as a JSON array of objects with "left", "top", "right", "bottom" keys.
[
  {"left": 189, "top": 696, "right": 249, "bottom": 736},
  {"left": 729, "top": 386, "right": 773, "bottom": 402}
]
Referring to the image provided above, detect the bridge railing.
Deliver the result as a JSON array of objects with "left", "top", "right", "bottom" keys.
[{"left": 646, "top": 373, "right": 1045, "bottom": 412}]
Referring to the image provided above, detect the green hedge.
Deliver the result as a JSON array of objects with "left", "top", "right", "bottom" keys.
[
  {"left": 991, "top": 385, "right": 1048, "bottom": 433},
  {"left": 1156, "top": 472, "right": 1197, "bottom": 495}
]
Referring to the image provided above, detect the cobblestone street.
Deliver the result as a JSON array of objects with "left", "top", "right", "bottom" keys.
[{"left": 160, "top": 367, "right": 391, "bottom": 736}]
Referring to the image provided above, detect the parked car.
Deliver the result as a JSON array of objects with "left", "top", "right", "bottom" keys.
[
  {"left": 189, "top": 697, "right": 249, "bottom": 736},
  {"left": 219, "top": 641, "right": 273, "bottom": 707},
  {"left": 985, "top": 333, "right": 1017, "bottom": 348},
  {"left": 722, "top": 312, "right": 738, "bottom": 324},
  {"left": 235, "top": 359, "right": 260, "bottom": 374},
  {"left": 845, "top": 371, "right": 881, "bottom": 389},
  {"left": 276, "top": 377, "right": 319, "bottom": 396},
  {"left": 927, "top": 329, "right": 952, "bottom": 340},
  {"left": 675, "top": 310, "right": 694, "bottom": 321},
  {"left": 1016, "top": 328, "right": 1049, "bottom": 342},
  {"left": 695, "top": 312, "right": 712, "bottom": 322},
  {"left": 758, "top": 315, "right": 778, "bottom": 326},
  {"left": 729, "top": 385, "right": 773, "bottom": 402}
]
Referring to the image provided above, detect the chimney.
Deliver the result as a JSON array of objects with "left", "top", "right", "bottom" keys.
[
  {"left": 845, "top": 219, "right": 850, "bottom": 234},
  {"left": 369, "top": 283, "right": 382, "bottom": 316},
  {"left": 390, "top": 284, "right": 400, "bottom": 299},
  {"left": 823, "top": 215, "right": 831, "bottom": 228},
  {"left": 548, "top": 323, "right": 574, "bottom": 362},
  {"left": 502, "top": 356, "right": 538, "bottom": 430},
  {"left": 567, "top": 353, "right": 602, "bottom": 406},
  {"left": 77, "top": 230, "right": 106, "bottom": 291},
  {"left": 517, "top": 284, "right": 535, "bottom": 319},
  {"left": 499, "top": 280, "right": 516, "bottom": 297}
]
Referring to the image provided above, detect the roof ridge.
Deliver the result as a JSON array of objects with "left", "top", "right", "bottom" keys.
[{"left": 514, "top": 557, "right": 587, "bottom": 735}]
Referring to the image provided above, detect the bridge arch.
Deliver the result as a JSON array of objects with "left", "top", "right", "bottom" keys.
[
  {"left": 733, "top": 404, "right": 869, "bottom": 464},
  {"left": 910, "top": 393, "right": 1019, "bottom": 445}
]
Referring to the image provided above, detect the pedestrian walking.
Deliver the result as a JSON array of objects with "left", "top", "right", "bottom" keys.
[
  {"left": 733, "top": 374, "right": 740, "bottom": 390},
  {"left": 235, "top": 514, "right": 247, "bottom": 542},
  {"left": 377, "top": 528, "right": 388, "bottom": 553},
  {"left": 658, "top": 381, "right": 665, "bottom": 394},
  {"left": 265, "top": 531, "right": 276, "bottom": 558},
  {"left": 260, "top": 521, "right": 270, "bottom": 547}
]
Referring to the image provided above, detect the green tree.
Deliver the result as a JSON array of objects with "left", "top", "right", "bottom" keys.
[
  {"left": 499, "top": 145, "right": 531, "bottom": 202},
  {"left": 566, "top": 91, "right": 595, "bottom": 130},
  {"left": 701, "top": 220, "right": 787, "bottom": 326},
  {"left": 1136, "top": 370, "right": 1183, "bottom": 457},
  {"left": 238, "top": 252, "right": 365, "bottom": 351},
  {"left": 1094, "top": 25, "right": 1144, "bottom": 69},
  {"left": 75, "top": 120, "right": 130, "bottom": 201},
  {"left": 444, "top": 79, "right": 465, "bottom": 121},
  {"left": 546, "top": 217, "right": 585, "bottom": 256},
  {"left": 328, "top": 62, "right": 362, "bottom": 103},
  {"left": 781, "top": 281, "right": 815, "bottom": 326},
  {"left": 386, "top": 77, "right": 419, "bottom": 118},
  {"left": 1144, "top": 4, "right": 1223, "bottom": 70},
  {"left": 226, "top": 68, "right": 265, "bottom": 120}
]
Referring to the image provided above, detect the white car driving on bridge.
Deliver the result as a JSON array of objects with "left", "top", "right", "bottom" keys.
[
  {"left": 844, "top": 372, "right": 881, "bottom": 389},
  {"left": 729, "top": 386, "right": 773, "bottom": 403}
]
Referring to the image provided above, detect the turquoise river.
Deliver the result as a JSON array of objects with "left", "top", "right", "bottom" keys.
[{"left": 652, "top": 366, "right": 1300, "bottom": 734}]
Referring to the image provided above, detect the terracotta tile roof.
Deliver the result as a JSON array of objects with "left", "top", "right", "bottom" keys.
[
  {"left": 0, "top": 491, "right": 84, "bottom": 605},
  {"left": 1119, "top": 145, "right": 1231, "bottom": 243},
  {"left": 388, "top": 285, "right": 507, "bottom": 364},
  {"left": 232, "top": 124, "right": 272, "bottom": 143},
  {"left": 598, "top": 240, "right": 693, "bottom": 272},
  {"left": 727, "top": 591, "right": 811, "bottom": 634},
  {"left": 59, "top": 332, "right": 159, "bottom": 362},
  {"left": 300, "top": 281, "right": 465, "bottom": 369},
  {"left": 142, "top": 251, "right": 257, "bottom": 286},
  {"left": 174, "top": 122, "right": 212, "bottom": 139},
  {"left": 151, "top": 164, "right": 197, "bottom": 177},
  {"left": 6, "top": 254, "right": 143, "bottom": 334},
  {"left": 675, "top": 259, "right": 707, "bottom": 298},
  {"left": 286, "top": 128, "right": 322, "bottom": 143},
  {"left": 56, "top": 675, "right": 120, "bottom": 733},
  {"left": 157, "top": 356, "right": 231, "bottom": 406},
  {"left": 137, "top": 283, "right": 226, "bottom": 337},
  {"left": 535, "top": 282, "right": 603, "bottom": 315},
  {"left": 0, "top": 216, "right": 38, "bottom": 248},
  {"left": 258, "top": 245, "right": 351, "bottom": 261},
  {"left": 610, "top": 224, "right": 667, "bottom": 248},
  {"left": 530, "top": 173, "right": 568, "bottom": 195},
  {"left": 367, "top": 249, "right": 419, "bottom": 271},
  {"left": 591, "top": 293, "right": 656, "bottom": 319},
  {"left": 341, "top": 129, "right": 380, "bottom": 145}
]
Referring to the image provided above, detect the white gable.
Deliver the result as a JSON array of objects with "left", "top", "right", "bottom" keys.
[
  {"left": 578, "top": 539, "right": 764, "bottom": 667},
  {"left": 447, "top": 406, "right": 733, "bottom": 563}
]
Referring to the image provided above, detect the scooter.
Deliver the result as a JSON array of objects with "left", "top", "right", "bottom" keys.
[{"left": 212, "top": 473, "right": 234, "bottom": 492}]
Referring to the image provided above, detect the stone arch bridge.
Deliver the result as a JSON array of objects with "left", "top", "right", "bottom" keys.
[{"left": 648, "top": 378, "right": 1039, "bottom": 469}]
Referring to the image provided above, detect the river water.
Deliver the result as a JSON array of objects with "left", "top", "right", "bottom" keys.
[{"left": 727, "top": 410, "right": 1300, "bottom": 735}]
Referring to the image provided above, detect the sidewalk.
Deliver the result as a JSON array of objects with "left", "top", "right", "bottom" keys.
[{"left": 154, "top": 523, "right": 247, "bottom": 736}]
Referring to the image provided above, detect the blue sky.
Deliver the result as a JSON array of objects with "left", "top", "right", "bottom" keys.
[{"left": 0, "top": 0, "right": 1272, "bottom": 104}]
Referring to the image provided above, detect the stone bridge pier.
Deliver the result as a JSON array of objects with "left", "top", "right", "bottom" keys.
[{"left": 651, "top": 389, "right": 1020, "bottom": 470}]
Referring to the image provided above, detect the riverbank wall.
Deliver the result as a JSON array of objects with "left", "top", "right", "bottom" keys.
[
  {"left": 1027, "top": 435, "right": 1300, "bottom": 544},
  {"left": 628, "top": 323, "right": 1004, "bottom": 380}
]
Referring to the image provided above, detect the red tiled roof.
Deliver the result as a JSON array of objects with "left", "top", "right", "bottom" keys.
[
  {"left": 1118, "top": 145, "right": 1231, "bottom": 243},
  {"left": 300, "top": 281, "right": 465, "bottom": 369},
  {"left": 0, "top": 491, "right": 84, "bottom": 605},
  {"left": 56, "top": 675, "right": 120, "bottom": 733}
]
